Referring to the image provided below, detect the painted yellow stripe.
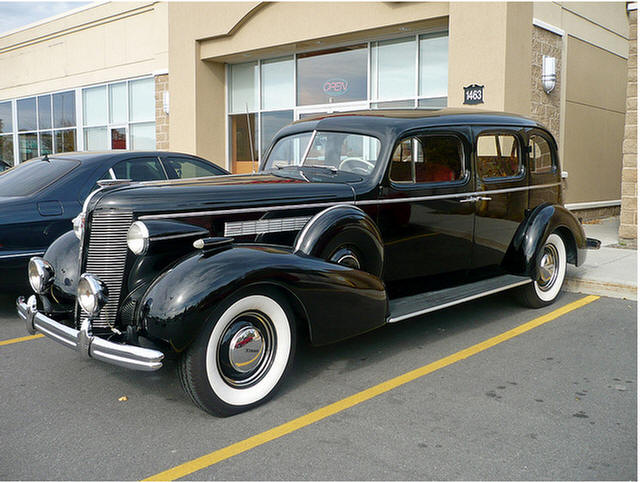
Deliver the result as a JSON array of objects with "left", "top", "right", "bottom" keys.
[
  {"left": 144, "top": 295, "right": 599, "bottom": 481},
  {"left": 0, "top": 334, "right": 44, "bottom": 346}
]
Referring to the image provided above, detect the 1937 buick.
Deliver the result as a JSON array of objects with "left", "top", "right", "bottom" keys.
[{"left": 17, "top": 109, "right": 600, "bottom": 416}]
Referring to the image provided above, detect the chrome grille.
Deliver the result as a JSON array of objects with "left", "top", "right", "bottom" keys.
[{"left": 80, "top": 210, "right": 133, "bottom": 330}]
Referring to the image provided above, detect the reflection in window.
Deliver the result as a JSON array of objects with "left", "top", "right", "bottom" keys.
[
  {"left": 38, "top": 95, "right": 52, "bottom": 130},
  {"left": 53, "top": 91, "right": 76, "bottom": 128},
  {"left": 261, "top": 57, "right": 294, "bottom": 110},
  {"left": 112, "top": 157, "right": 165, "bottom": 181},
  {"left": 84, "top": 127, "right": 109, "bottom": 151},
  {"left": 0, "top": 101, "right": 12, "bottom": 133},
  {"left": 529, "top": 135, "right": 554, "bottom": 173},
  {"left": 19, "top": 133, "right": 38, "bottom": 161},
  {"left": 371, "top": 37, "right": 415, "bottom": 101},
  {"left": 130, "top": 122, "right": 155, "bottom": 150},
  {"left": 17, "top": 98, "right": 37, "bottom": 132},
  {"left": 297, "top": 45, "right": 368, "bottom": 105},
  {"left": 164, "top": 157, "right": 223, "bottom": 179},
  {"left": 477, "top": 134, "right": 521, "bottom": 179},
  {"left": 55, "top": 129, "right": 76, "bottom": 153},
  {"left": 230, "top": 113, "right": 258, "bottom": 173},
  {"left": 0, "top": 135, "right": 14, "bottom": 165},
  {"left": 39, "top": 132, "right": 53, "bottom": 155},
  {"left": 419, "top": 32, "right": 448, "bottom": 98},
  {"left": 230, "top": 62, "right": 258, "bottom": 113},
  {"left": 260, "top": 110, "right": 293, "bottom": 156}
]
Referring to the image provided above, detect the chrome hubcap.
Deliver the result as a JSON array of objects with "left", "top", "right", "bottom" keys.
[
  {"left": 330, "top": 247, "right": 361, "bottom": 269},
  {"left": 537, "top": 243, "right": 559, "bottom": 291},
  {"left": 217, "top": 312, "right": 275, "bottom": 388}
]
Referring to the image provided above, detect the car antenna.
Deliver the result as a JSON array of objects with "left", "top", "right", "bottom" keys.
[{"left": 246, "top": 103, "right": 256, "bottom": 174}]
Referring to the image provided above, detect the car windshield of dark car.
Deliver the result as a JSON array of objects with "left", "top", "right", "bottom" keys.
[
  {"left": 0, "top": 158, "right": 79, "bottom": 196},
  {"left": 263, "top": 131, "right": 382, "bottom": 177}
]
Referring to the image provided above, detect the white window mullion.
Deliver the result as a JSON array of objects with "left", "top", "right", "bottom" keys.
[
  {"left": 11, "top": 99, "right": 18, "bottom": 164},
  {"left": 75, "top": 88, "right": 84, "bottom": 151},
  {"left": 414, "top": 33, "right": 420, "bottom": 107}
]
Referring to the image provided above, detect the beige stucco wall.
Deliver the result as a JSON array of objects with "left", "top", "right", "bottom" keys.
[
  {"left": 0, "top": 1, "right": 168, "bottom": 101},
  {"left": 562, "top": 35, "right": 627, "bottom": 204}
]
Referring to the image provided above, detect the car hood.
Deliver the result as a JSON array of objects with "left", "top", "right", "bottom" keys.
[{"left": 90, "top": 172, "right": 357, "bottom": 216}]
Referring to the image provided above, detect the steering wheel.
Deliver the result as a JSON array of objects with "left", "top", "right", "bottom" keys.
[{"left": 338, "top": 157, "right": 375, "bottom": 175}]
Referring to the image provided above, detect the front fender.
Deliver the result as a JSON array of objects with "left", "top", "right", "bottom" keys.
[
  {"left": 44, "top": 230, "right": 80, "bottom": 301},
  {"left": 504, "top": 204, "right": 587, "bottom": 276},
  {"left": 139, "top": 244, "right": 387, "bottom": 352}
]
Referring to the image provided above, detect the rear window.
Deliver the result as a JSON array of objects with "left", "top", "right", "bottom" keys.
[{"left": 0, "top": 158, "right": 79, "bottom": 196}]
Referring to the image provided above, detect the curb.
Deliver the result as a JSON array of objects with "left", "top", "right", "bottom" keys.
[{"left": 564, "top": 277, "right": 637, "bottom": 301}]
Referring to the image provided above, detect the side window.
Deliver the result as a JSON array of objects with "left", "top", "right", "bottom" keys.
[
  {"left": 112, "top": 157, "right": 166, "bottom": 181},
  {"left": 390, "top": 135, "right": 463, "bottom": 184},
  {"left": 476, "top": 133, "right": 522, "bottom": 179},
  {"left": 164, "top": 157, "right": 223, "bottom": 179},
  {"left": 529, "top": 135, "right": 554, "bottom": 174}
]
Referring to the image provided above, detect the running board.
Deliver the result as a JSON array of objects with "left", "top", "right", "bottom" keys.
[{"left": 387, "top": 274, "right": 531, "bottom": 323}]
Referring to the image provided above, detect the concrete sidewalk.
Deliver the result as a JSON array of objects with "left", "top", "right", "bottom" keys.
[{"left": 565, "top": 216, "right": 637, "bottom": 300}]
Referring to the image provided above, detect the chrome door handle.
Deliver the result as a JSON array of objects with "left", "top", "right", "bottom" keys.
[
  {"left": 477, "top": 196, "right": 492, "bottom": 201},
  {"left": 459, "top": 196, "right": 478, "bottom": 203}
]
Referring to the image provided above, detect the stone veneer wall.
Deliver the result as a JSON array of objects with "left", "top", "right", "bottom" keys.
[
  {"left": 620, "top": 9, "right": 637, "bottom": 240},
  {"left": 155, "top": 74, "right": 169, "bottom": 150},
  {"left": 530, "top": 26, "right": 562, "bottom": 140}
]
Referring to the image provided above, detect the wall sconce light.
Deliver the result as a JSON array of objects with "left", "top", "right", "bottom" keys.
[
  {"left": 542, "top": 55, "right": 557, "bottom": 94},
  {"left": 162, "top": 91, "right": 170, "bottom": 115}
]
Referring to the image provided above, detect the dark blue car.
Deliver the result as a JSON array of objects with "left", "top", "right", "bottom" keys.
[{"left": 0, "top": 151, "right": 228, "bottom": 290}]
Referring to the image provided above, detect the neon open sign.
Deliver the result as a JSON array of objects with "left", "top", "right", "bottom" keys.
[{"left": 323, "top": 79, "right": 349, "bottom": 96}]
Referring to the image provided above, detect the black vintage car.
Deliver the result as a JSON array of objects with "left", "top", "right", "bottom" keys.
[
  {"left": 0, "top": 151, "right": 228, "bottom": 291},
  {"left": 18, "top": 109, "right": 599, "bottom": 416}
]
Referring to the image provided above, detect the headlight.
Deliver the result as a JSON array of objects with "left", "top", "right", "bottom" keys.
[
  {"left": 28, "top": 257, "right": 54, "bottom": 294},
  {"left": 72, "top": 213, "right": 85, "bottom": 240},
  {"left": 77, "top": 274, "right": 108, "bottom": 316},
  {"left": 127, "top": 221, "right": 149, "bottom": 255}
]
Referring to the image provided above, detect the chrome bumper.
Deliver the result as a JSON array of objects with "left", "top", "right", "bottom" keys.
[{"left": 16, "top": 296, "right": 164, "bottom": 371}]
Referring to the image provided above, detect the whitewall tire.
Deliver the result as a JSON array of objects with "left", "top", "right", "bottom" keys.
[
  {"left": 516, "top": 232, "right": 567, "bottom": 308},
  {"left": 179, "top": 290, "right": 296, "bottom": 416}
]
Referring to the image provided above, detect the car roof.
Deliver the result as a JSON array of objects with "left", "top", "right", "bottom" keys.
[
  {"left": 32, "top": 151, "right": 206, "bottom": 165},
  {"left": 278, "top": 108, "right": 545, "bottom": 140}
]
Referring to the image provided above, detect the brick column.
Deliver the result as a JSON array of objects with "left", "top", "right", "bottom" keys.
[
  {"left": 620, "top": 9, "right": 637, "bottom": 240},
  {"left": 155, "top": 74, "right": 169, "bottom": 150}
]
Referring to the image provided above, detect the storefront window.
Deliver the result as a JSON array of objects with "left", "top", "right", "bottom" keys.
[
  {"left": 38, "top": 95, "right": 52, "bottom": 130},
  {"left": 229, "top": 113, "right": 258, "bottom": 173},
  {"left": 0, "top": 101, "right": 12, "bottom": 133},
  {"left": 0, "top": 135, "right": 14, "bottom": 165},
  {"left": 419, "top": 32, "right": 448, "bottom": 98},
  {"left": 371, "top": 37, "right": 415, "bottom": 101},
  {"left": 297, "top": 45, "right": 368, "bottom": 105},
  {"left": 129, "top": 78, "right": 155, "bottom": 122},
  {"left": 83, "top": 86, "right": 108, "bottom": 126},
  {"left": 84, "top": 127, "right": 108, "bottom": 151},
  {"left": 130, "top": 122, "right": 155, "bottom": 150},
  {"left": 260, "top": 110, "right": 293, "bottom": 156},
  {"left": 17, "top": 98, "right": 37, "bottom": 132},
  {"left": 39, "top": 132, "right": 53, "bottom": 155},
  {"left": 261, "top": 57, "right": 294, "bottom": 110},
  {"left": 111, "top": 127, "right": 126, "bottom": 149},
  {"left": 230, "top": 62, "right": 259, "bottom": 113},
  {"left": 19, "top": 132, "right": 38, "bottom": 161},
  {"left": 109, "top": 83, "right": 127, "bottom": 124},
  {"left": 55, "top": 129, "right": 76, "bottom": 153},
  {"left": 53, "top": 91, "right": 76, "bottom": 128}
]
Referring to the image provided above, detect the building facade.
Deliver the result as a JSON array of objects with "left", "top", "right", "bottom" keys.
[{"left": 0, "top": 1, "right": 631, "bottom": 219}]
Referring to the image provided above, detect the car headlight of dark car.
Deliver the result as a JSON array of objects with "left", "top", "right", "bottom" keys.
[
  {"left": 77, "top": 274, "right": 108, "bottom": 316},
  {"left": 127, "top": 221, "right": 150, "bottom": 255},
  {"left": 28, "top": 257, "right": 54, "bottom": 294}
]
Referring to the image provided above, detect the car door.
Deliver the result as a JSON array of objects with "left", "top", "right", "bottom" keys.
[
  {"left": 378, "top": 127, "right": 475, "bottom": 291},
  {"left": 472, "top": 127, "right": 529, "bottom": 270}
]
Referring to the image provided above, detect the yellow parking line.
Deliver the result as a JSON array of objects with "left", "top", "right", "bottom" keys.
[
  {"left": 144, "top": 294, "right": 599, "bottom": 481},
  {"left": 0, "top": 334, "right": 44, "bottom": 346}
]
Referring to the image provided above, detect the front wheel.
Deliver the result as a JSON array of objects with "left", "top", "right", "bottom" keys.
[
  {"left": 179, "top": 290, "right": 296, "bottom": 416},
  {"left": 516, "top": 232, "right": 567, "bottom": 308}
]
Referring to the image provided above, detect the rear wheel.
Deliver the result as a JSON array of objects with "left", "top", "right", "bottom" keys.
[
  {"left": 179, "top": 289, "right": 296, "bottom": 416},
  {"left": 516, "top": 232, "right": 567, "bottom": 308}
]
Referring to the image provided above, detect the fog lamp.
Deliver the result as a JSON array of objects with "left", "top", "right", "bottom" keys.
[
  {"left": 28, "top": 257, "right": 54, "bottom": 294},
  {"left": 127, "top": 221, "right": 149, "bottom": 255},
  {"left": 77, "top": 274, "right": 108, "bottom": 316}
]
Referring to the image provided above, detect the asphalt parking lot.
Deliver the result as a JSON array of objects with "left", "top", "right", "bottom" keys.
[{"left": 0, "top": 289, "right": 636, "bottom": 480}]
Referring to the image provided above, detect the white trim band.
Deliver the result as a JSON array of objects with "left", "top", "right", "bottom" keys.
[
  {"left": 533, "top": 18, "right": 566, "bottom": 37},
  {"left": 564, "top": 200, "right": 621, "bottom": 210}
]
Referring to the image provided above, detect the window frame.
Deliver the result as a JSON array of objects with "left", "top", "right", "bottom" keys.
[
  {"left": 388, "top": 130, "right": 469, "bottom": 188},
  {"left": 527, "top": 128, "right": 558, "bottom": 176},
  {"left": 474, "top": 129, "right": 526, "bottom": 183}
]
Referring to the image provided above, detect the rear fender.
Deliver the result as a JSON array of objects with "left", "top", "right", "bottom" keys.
[
  {"left": 139, "top": 244, "right": 387, "bottom": 352},
  {"left": 503, "top": 203, "right": 587, "bottom": 276}
]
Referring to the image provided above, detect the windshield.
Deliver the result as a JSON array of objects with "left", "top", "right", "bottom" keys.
[
  {"left": 0, "top": 158, "right": 79, "bottom": 196},
  {"left": 263, "top": 131, "right": 382, "bottom": 177}
]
